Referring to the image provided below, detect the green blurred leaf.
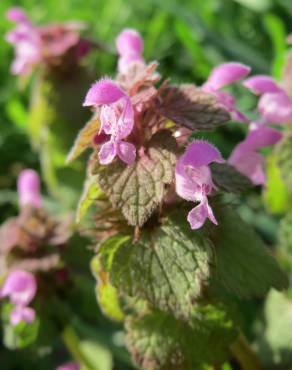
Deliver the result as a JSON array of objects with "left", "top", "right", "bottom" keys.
[
  {"left": 80, "top": 340, "right": 113, "bottom": 370},
  {"left": 263, "top": 153, "right": 289, "bottom": 214},
  {"left": 209, "top": 206, "right": 288, "bottom": 298},
  {"left": 263, "top": 14, "right": 287, "bottom": 78},
  {"left": 257, "top": 290, "right": 292, "bottom": 368}
]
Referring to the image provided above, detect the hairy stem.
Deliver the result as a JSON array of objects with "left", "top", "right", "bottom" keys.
[{"left": 231, "top": 333, "right": 263, "bottom": 370}]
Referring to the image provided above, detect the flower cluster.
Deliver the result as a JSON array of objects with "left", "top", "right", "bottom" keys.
[
  {"left": 6, "top": 7, "right": 91, "bottom": 76},
  {"left": 228, "top": 75, "right": 292, "bottom": 185},
  {"left": 0, "top": 270, "right": 36, "bottom": 325},
  {"left": 74, "top": 28, "right": 292, "bottom": 230},
  {"left": 0, "top": 169, "right": 72, "bottom": 325}
]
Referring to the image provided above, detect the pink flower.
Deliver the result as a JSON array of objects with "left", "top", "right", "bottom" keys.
[
  {"left": 56, "top": 362, "right": 80, "bottom": 370},
  {"left": 258, "top": 92, "right": 292, "bottom": 123},
  {"left": 10, "top": 305, "right": 35, "bottom": 326},
  {"left": 17, "top": 169, "right": 42, "bottom": 208},
  {"left": 6, "top": 7, "right": 29, "bottom": 23},
  {"left": 116, "top": 28, "right": 144, "bottom": 73},
  {"left": 243, "top": 75, "right": 292, "bottom": 123},
  {"left": 6, "top": 8, "right": 89, "bottom": 76},
  {"left": 228, "top": 125, "right": 282, "bottom": 185},
  {"left": 5, "top": 8, "right": 42, "bottom": 76},
  {"left": 175, "top": 141, "right": 224, "bottom": 229},
  {"left": 83, "top": 79, "right": 136, "bottom": 165},
  {"left": 202, "top": 62, "right": 251, "bottom": 122},
  {"left": 243, "top": 75, "right": 282, "bottom": 94},
  {"left": 0, "top": 270, "right": 37, "bottom": 306}
]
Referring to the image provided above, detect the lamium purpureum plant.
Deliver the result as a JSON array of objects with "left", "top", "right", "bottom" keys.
[
  {"left": 5, "top": 7, "right": 105, "bottom": 206},
  {"left": 68, "top": 28, "right": 288, "bottom": 370},
  {"left": 0, "top": 169, "right": 76, "bottom": 350}
]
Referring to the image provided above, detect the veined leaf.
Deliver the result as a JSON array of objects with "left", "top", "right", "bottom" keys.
[
  {"left": 157, "top": 84, "right": 230, "bottom": 131},
  {"left": 126, "top": 305, "right": 237, "bottom": 370},
  {"left": 107, "top": 213, "right": 213, "bottom": 318},
  {"left": 96, "top": 130, "right": 177, "bottom": 226}
]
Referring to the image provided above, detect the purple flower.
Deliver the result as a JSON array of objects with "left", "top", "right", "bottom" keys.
[
  {"left": 228, "top": 125, "right": 282, "bottom": 185},
  {"left": 175, "top": 141, "right": 224, "bottom": 229},
  {"left": 116, "top": 29, "right": 144, "bottom": 73},
  {"left": 5, "top": 8, "right": 42, "bottom": 76},
  {"left": 243, "top": 75, "right": 282, "bottom": 94},
  {"left": 83, "top": 79, "right": 136, "bottom": 165},
  {"left": 243, "top": 75, "right": 292, "bottom": 123},
  {"left": 10, "top": 305, "right": 35, "bottom": 326},
  {"left": 202, "top": 62, "right": 251, "bottom": 122},
  {"left": 6, "top": 7, "right": 29, "bottom": 23},
  {"left": 1, "top": 270, "right": 37, "bottom": 325},
  {"left": 56, "top": 362, "right": 80, "bottom": 370},
  {"left": 17, "top": 169, "right": 42, "bottom": 209},
  {"left": 5, "top": 8, "right": 89, "bottom": 76},
  {"left": 0, "top": 270, "right": 37, "bottom": 306}
]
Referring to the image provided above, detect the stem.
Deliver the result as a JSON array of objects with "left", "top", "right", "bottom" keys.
[
  {"left": 231, "top": 333, "right": 263, "bottom": 370},
  {"left": 62, "top": 326, "right": 95, "bottom": 370}
]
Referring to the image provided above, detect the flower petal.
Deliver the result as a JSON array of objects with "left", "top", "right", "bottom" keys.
[
  {"left": 203, "top": 62, "right": 251, "bottom": 91},
  {"left": 10, "top": 306, "right": 35, "bottom": 326},
  {"left": 56, "top": 362, "right": 80, "bottom": 370},
  {"left": 258, "top": 91, "right": 292, "bottom": 123},
  {"left": 181, "top": 140, "right": 225, "bottom": 168},
  {"left": 17, "top": 169, "right": 42, "bottom": 208},
  {"left": 117, "top": 141, "right": 136, "bottom": 165},
  {"left": 1, "top": 270, "right": 37, "bottom": 306},
  {"left": 243, "top": 75, "right": 282, "bottom": 94},
  {"left": 187, "top": 198, "right": 217, "bottom": 230},
  {"left": 116, "top": 28, "right": 143, "bottom": 57},
  {"left": 6, "top": 7, "right": 28, "bottom": 23},
  {"left": 244, "top": 125, "right": 282, "bottom": 150},
  {"left": 98, "top": 141, "right": 117, "bottom": 165},
  {"left": 83, "top": 79, "right": 125, "bottom": 107},
  {"left": 229, "top": 148, "right": 266, "bottom": 185}
]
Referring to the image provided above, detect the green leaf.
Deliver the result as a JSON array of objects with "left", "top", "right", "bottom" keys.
[
  {"left": 76, "top": 176, "right": 104, "bottom": 223},
  {"left": 256, "top": 290, "right": 292, "bottom": 368},
  {"left": 79, "top": 340, "right": 113, "bottom": 370},
  {"left": 263, "top": 153, "right": 289, "bottom": 214},
  {"left": 91, "top": 253, "right": 124, "bottom": 322},
  {"left": 157, "top": 84, "right": 230, "bottom": 131},
  {"left": 67, "top": 115, "right": 100, "bottom": 163},
  {"left": 107, "top": 213, "right": 213, "bottom": 318},
  {"left": 96, "top": 130, "right": 177, "bottom": 226},
  {"left": 277, "top": 131, "right": 292, "bottom": 198},
  {"left": 209, "top": 206, "right": 288, "bottom": 298},
  {"left": 126, "top": 305, "right": 237, "bottom": 370},
  {"left": 211, "top": 163, "right": 252, "bottom": 194}
]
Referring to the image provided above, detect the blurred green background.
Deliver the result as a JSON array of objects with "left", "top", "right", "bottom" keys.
[{"left": 1, "top": 0, "right": 292, "bottom": 368}]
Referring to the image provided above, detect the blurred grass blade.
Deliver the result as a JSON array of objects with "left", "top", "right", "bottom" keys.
[{"left": 263, "top": 13, "right": 287, "bottom": 78}]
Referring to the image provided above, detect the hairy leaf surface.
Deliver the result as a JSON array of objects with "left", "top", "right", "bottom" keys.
[
  {"left": 96, "top": 130, "right": 177, "bottom": 226},
  {"left": 108, "top": 213, "right": 213, "bottom": 318},
  {"left": 157, "top": 84, "right": 230, "bottom": 131}
]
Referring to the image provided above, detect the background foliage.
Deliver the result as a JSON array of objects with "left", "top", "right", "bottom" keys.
[{"left": 1, "top": 0, "right": 292, "bottom": 369}]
